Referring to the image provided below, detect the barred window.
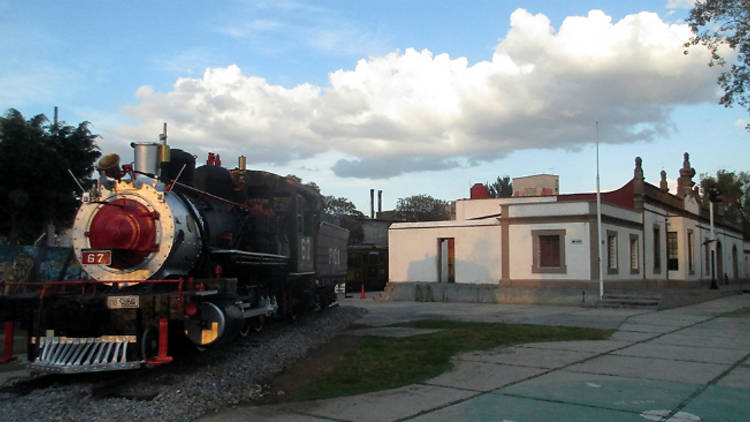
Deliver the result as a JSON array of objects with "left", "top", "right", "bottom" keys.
[
  {"left": 607, "top": 231, "right": 618, "bottom": 274},
  {"left": 667, "top": 231, "right": 678, "bottom": 271},
  {"left": 630, "top": 234, "right": 639, "bottom": 273}
]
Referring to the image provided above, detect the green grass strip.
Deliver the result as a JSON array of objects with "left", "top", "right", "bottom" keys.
[{"left": 296, "top": 320, "right": 613, "bottom": 401}]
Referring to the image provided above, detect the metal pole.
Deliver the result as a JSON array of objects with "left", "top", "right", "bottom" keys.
[
  {"left": 596, "top": 122, "right": 604, "bottom": 299},
  {"left": 710, "top": 201, "right": 718, "bottom": 289}
]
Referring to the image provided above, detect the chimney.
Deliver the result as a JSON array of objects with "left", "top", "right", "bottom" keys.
[
  {"left": 378, "top": 190, "right": 382, "bottom": 215},
  {"left": 370, "top": 189, "right": 375, "bottom": 219}
]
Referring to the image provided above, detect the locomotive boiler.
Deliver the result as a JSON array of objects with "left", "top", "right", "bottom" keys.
[{"left": 0, "top": 136, "right": 348, "bottom": 373}]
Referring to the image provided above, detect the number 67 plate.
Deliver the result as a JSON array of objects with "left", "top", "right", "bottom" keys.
[{"left": 82, "top": 249, "right": 112, "bottom": 265}]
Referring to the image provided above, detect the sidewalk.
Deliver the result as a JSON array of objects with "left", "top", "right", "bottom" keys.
[{"left": 199, "top": 293, "right": 750, "bottom": 422}]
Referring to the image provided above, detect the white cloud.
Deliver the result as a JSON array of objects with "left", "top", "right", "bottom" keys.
[{"left": 119, "top": 8, "right": 722, "bottom": 179}]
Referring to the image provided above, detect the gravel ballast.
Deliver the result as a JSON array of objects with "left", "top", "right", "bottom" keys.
[{"left": 0, "top": 305, "right": 366, "bottom": 422}]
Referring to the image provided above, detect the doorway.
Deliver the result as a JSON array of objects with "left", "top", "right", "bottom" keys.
[{"left": 438, "top": 238, "right": 455, "bottom": 283}]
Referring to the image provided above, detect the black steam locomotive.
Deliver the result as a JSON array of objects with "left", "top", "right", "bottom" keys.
[{"left": 0, "top": 137, "right": 348, "bottom": 373}]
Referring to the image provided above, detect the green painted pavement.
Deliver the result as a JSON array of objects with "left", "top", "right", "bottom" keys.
[
  {"left": 497, "top": 371, "right": 700, "bottom": 414},
  {"left": 681, "top": 385, "right": 750, "bottom": 422},
  {"left": 410, "top": 393, "right": 646, "bottom": 422}
]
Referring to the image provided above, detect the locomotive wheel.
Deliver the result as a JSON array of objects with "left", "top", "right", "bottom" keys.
[
  {"left": 239, "top": 321, "right": 251, "bottom": 338},
  {"left": 140, "top": 324, "right": 159, "bottom": 361},
  {"left": 288, "top": 305, "right": 298, "bottom": 322},
  {"left": 239, "top": 315, "right": 265, "bottom": 337},
  {"left": 253, "top": 315, "right": 265, "bottom": 333}
]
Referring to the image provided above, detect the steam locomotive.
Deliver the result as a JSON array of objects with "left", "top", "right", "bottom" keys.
[{"left": 0, "top": 136, "right": 348, "bottom": 373}]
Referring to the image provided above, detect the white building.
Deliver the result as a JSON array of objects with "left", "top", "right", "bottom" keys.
[{"left": 388, "top": 154, "right": 747, "bottom": 303}]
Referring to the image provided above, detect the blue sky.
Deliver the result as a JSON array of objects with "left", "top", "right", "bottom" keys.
[{"left": 2, "top": 0, "right": 748, "bottom": 214}]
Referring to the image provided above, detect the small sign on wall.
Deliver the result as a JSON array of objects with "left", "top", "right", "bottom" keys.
[{"left": 571, "top": 239, "right": 583, "bottom": 245}]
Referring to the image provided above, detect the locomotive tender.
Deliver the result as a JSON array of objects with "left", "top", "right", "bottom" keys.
[{"left": 0, "top": 136, "right": 348, "bottom": 373}]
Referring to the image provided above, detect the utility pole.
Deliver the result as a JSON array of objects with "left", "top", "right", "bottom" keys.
[{"left": 596, "top": 122, "right": 604, "bottom": 299}]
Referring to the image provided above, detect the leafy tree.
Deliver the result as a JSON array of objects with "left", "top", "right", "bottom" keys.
[
  {"left": 395, "top": 194, "right": 451, "bottom": 221},
  {"left": 321, "top": 196, "right": 365, "bottom": 244},
  {"left": 685, "top": 0, "right": 750, "bottom": 130},
  {"left": 485, "top": 175, "right": 513, "bottom": 198},
  {"left": 699, "top": 170, "right": 750, "bottom": 235},
  {"left": 324, "top": 196, "right": 364, "bottom": 217},
  {"left": 0, "top": 109, "right": 100, "bottom": 244}
]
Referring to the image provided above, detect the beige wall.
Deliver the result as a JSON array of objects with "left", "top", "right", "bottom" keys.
[{"left": 389, "top": 221, "right": 501, "bottom": 284}]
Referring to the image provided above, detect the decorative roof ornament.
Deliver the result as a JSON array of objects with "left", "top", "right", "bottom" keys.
[
  {"left": 677, "top": 152, "right": 696, "bottom": 198},
  {"left": 634, "top": 156, "right": 644, "bottom": 181},
  {"left": 660, "top": 170, "right": 669, "bottom": 192}
]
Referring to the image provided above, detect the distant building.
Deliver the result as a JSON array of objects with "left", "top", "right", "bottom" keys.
[
  {"left": 348, "top": 219, "right": 391, "bottom": 291},
  {"left": 512, "top": 174, "right": 559, "bottom": 197},
  {"left": 388, "top": 153, "right": 748, "bottom": 303}
]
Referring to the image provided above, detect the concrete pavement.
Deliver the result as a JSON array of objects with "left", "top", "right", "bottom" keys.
[{"left": 199, "top": 293, "right": 750, "bottom": 422}]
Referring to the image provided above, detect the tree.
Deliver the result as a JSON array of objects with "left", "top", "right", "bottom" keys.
[
  {"left": 685, "top": 0, "right": 750, "bottom": 130},
  {"left": 699, "top": 170, "right": 750, "bottom": 235},
  {"left": 485, "top": 175, "right": 513, "bottom": 198},
  {"left": 323, "top": 196, "right": 364, "bottom": 217},
  {"left": 321, "top": 197, "right": 365, "bottom": 244},
  {"left": 395, "top": 194, "right": 451, "bottom": 221},
  {"left": 0, "top": 109, "right": 100, "bottom": 244}
]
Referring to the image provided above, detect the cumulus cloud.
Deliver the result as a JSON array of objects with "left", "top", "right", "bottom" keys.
[{"left": 119, "top": 8, "right": 721, "bottom": 179}]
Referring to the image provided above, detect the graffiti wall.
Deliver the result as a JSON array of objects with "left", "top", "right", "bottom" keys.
[{"left": 0, "top": 245, "right": 82, "bottom": 285}]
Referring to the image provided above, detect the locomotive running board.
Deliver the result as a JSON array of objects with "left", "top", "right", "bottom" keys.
[{"left": 29, "top": 335, "right": 144, "bottom": 373}]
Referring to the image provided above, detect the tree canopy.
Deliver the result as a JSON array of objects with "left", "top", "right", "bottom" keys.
[
  {"left": 0, "top": 109, "right": 100, "bottom": 244},
  {"left": 395, "top": 194, "right": 451, "bottom": 221},
  {"left": 485, "top": 175, "right": 513, "bottom": 198},
  {"left": 323, "top": 196, "right": 364, "bottom": 217},
  {"left": 699, "top": 170, "right": 749, "bottom": 230},
  {"left": 685, "top": 0, "right": 750, "bottom": 130}
]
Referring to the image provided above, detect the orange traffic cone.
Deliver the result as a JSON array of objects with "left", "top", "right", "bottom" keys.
[{"left": 360, "top": 283, "right": 365, "bottom": 299}]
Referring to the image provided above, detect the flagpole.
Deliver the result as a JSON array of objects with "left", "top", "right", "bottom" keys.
[{"left": 596, "top": 121, "right": 604, "bottom": 300}]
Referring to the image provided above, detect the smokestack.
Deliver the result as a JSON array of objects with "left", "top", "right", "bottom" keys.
[
  {"left": 378, "top": 190, "right": 382, "bottom": 215},
  {"left": 370, "top": 189, "right": 375, "bottom": 219}
]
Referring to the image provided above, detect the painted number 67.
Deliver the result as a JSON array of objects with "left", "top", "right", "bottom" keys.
[{"left": 82, "top": 250, "right": 111, "bottom": 265}]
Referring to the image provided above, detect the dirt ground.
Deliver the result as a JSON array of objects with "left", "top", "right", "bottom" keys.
[{"left": 253, "top": 334, "right": 359, "bottom": 404}]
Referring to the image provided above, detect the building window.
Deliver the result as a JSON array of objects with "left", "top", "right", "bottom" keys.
[
  {"left": 687, "top": 230, "right": 695, "bottom": 274},
  {"left": 630, "top": 234, "right": 639, "bottom": 274},
  {"left": 653, "top": 225, "right": 661, "bottom": 274},
  {"left": 667, "top": 231, "right": 678, "bottom": 271},
  {"left": 532, "top": 229, "right": 567, "bottom": 274},
  {"left": 607, "top": 230, "right": 618, "bottom": 274}
]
